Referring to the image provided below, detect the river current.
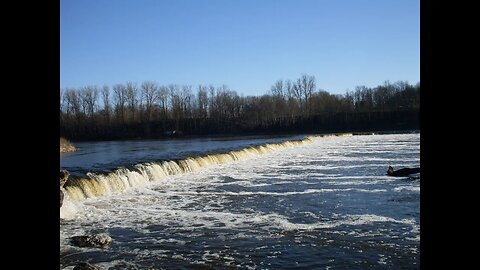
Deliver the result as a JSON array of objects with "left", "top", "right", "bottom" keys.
[{"left": 60, "top": 133, "right": 420, "bottom": 269}]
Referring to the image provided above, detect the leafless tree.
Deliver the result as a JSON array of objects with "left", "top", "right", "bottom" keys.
[
  {"left": 270, "top": 80, "right": 289, "bottom": 120},
  {"left": 113, "top": 83, "right": 127, "bottom": 123},
  {"left": 208, "top": 85, "right": 217, "bottom": 118},
  {"left": 60, "top": 78, "right": 419, "bottom": 141},
  {"left": 181, "top": 85, "right": 194, "bottom": 119},
  {"left": 157, "top": 85, "right": 169, "bottom": 120},
  {"left": 60, "top": 88, "right": 66, "bottom": 115},
  {"left": 101, "top": 85, "right": 111, "bottom": 123},
  {"left": 294, "top": 74, "right": 316, "bottom": 114},
  {"left": 168, "top": 84, "right": 182, "bottom": 129},
  {"left": 126, "top": 82, "right": 138, "bottom": 122},
  {"left": 141, "top": 81, "right": 158, "bottom": 122},
  {"left": 63, "top": 88, "right": 82, "bottom": 121},
  {"left": 81, "top": 86, "right": 98, "bottom": 120},
  {"left": 271, "top": 79, "right": 285, "bottom": 98},
  {"left": 196, "top": 85, "right": 208, "bottom": 119}
]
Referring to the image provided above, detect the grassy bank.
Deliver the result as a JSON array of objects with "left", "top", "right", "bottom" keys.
[{"left": 60, "top": 137, "right": 77, "bottom": 153}]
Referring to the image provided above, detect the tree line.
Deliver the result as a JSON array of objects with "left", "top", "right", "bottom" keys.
[{"left": 60, "top": 74, "right": 420, "bottom": 141}]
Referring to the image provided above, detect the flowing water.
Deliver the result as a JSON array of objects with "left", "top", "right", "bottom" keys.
[{"left": 60, "top": 133, "right": 420, "bottom": 269}]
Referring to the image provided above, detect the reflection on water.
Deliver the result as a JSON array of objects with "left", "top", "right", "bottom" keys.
[{"left": 61, "top": 135, "right": 304, "bottom": 174}]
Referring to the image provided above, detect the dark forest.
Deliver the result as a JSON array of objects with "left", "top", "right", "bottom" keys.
[{"left": 60, "top": 74, "right": 419, "bottom": 141}]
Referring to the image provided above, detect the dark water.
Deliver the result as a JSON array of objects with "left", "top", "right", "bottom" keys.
[
  {"left": 60, "top": 133, "right": 420, "bottom": 269},
  {"left": 61, "top": 135, "right": 304, "bottom": 175}
]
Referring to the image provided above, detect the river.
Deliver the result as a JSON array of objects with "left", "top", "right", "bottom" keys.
[{"left": 60, "top": 133, "right": 420, "bottom": 269}]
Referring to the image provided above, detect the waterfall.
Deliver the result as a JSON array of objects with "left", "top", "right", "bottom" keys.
[{"left": 63, "top": 134, "right": 352, "bottom": 201}]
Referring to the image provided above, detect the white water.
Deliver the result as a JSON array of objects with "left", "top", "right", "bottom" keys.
[
  {"left": 61, "top": 134, "right": 351, "bottom": 216},
  {"left": 60, "top": 133, "right": 420, "bottom": 269}
]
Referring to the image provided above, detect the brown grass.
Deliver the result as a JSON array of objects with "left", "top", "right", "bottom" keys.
[{"left": 60, "top": 137, "right": 78, "bottom": 153}]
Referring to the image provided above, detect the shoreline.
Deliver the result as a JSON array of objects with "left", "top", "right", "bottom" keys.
[
  {"left": 61, "top": 129, "right": 420, "bottom": 144},
  {"left": 60, "top": 137, "right": 78, "bottom": 153}
]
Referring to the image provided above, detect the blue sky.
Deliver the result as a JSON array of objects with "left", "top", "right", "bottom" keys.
[{"left": 60, "top": 0, "right": 419, "bottom": 96}]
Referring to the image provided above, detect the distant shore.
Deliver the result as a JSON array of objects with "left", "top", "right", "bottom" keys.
[
  {"left": 60, "top": 137, "right": 78, "bottom": 153},
  {"left": 60, "top": 129, "right": 419, "bottom": 144}
]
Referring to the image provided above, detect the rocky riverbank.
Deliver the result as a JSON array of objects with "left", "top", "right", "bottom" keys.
[{"left": 61, "top": 169, "right": 111, "bottom": 270}]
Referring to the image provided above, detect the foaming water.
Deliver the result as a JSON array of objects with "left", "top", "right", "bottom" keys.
[
  {"left": 60, "top": 133, "right": 420, "bottom": 269},
  {"left": 62, "top": 136, "right": 321, "bottom": 203}
]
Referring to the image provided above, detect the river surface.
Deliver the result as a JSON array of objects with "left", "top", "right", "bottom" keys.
[{"left": 60, "top": 133, "right": 420, "bottom": 269}]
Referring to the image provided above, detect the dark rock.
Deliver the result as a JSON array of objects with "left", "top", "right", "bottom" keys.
[
  {"left": 387, "top": 166, "right": 420, "bottom": 177},
  {"left": 60, "top": 170, "right": 70, "bottom": 208},
  {"left": 60, "top": 170, "right": 70, "bottom": 187},
  {"left": 73, "top": 262, "right": 103, "bottom": 270},
  {"left": 70, "top": 234, "right": 112, "bottom": 248},
  {"left": 60, "top": 189, "right": 64, "bottom": 208}
]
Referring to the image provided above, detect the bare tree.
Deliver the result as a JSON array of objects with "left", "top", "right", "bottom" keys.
[
  {"left": 141, "top": 81, "right": 158, "bottom": 122},
  {"left": 167, "top": 84, "right": 183, "bottom": 130},
  {"left": 64, "top": 88, "right": 82, "bottom": 121},
  {"left": 180, "top": 85, "right": 193, "bottom": 119},
  {"left": 270, "top": 80, "right": 288, "bottom": 120},
  {"left": 168, "top": 84, "right": 179, "bottom": 114},
  {"left": 196, "top": 85, "right": 208, "bottom": 119},
  {"left": 208, "top": 85, "right": 217, "bottom": 118},
  {"left": 81, "top": 86, "right": 99, "bottom": 120},
  {"left": 271, "top": 79, "right": 284, "bottom": 98},
  {"left": 77, "top": 89, "right": 88, "bottom": 116},
  {"left": 60, "top": 88, "right": 66, "bottom": 125},
  {"left": 353, "top": 86, "right": 374, "bottom": 112},
  {"left": 60, "top": 78, "right": 419, "bottom": 141},
  {"left": 60, "top": 88, "right": 64, "bottom": 112},
  {"left": 295, "top": 74, "right": 316, "bottom": 114},
  {"left": 101, "top": 85, "right": 111, "bottom": 123},
  {"left": 344, "top": 90, "right": 355, "bottom": 112},
  {"left": 113, "top": 83, "right": 127, "bottom": 124},
  {"left": 125, "top": 82, "right": 138, "bottom": 122},
  {"left": 157, "top": 85, "right": 169, "bottom": 120}
]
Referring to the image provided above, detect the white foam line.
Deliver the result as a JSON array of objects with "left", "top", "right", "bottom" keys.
[
  {"left": 394, "top": 186, "right": 420, "bottom": 192},
  {"left": 322, "top": 180, "right": 388, "bottom": 186},
  {"left": 160, "top": 210, "right": 416, "bottom": 230},
  {"left": 168, "top": 188, "right": 387, "bottom": 197},
  {"left": 266, "top": 213, "right": 417, "bottom": 231}
]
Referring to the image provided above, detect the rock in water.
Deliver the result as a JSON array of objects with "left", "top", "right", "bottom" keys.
[
  {"left": 60, "top": 189, "right": 64, "bottom": 208},
  {"left": 60, "top": 170, "right": 70, "bottom": 208},
  {"left": 387, "top": 166, "right": 420, "bottom": 177},
  {"left": 70, "top": 234, "right": 112, "bottom": 248},
  {"left": 60, "top": 170, "right": 70, "bottom": 187},
  {"left": 73, "top": 262, "right": 103, "bottom": 270}
]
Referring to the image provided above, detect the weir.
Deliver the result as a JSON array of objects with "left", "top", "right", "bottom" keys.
[{"left": 63, "top": 134, "right": 352, "bottom": 201}]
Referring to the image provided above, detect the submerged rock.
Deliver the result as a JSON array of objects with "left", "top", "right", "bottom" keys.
[
  {"left": 70, "top": 234, "right": 112, "bottom": 248},
  {"left": 73, "top": 262, "right": 103, "bottom": 270}
]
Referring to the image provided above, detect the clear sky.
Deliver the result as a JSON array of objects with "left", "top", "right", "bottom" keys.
[{"left": 60, "top": 0, "right": 419, "bottom": 96}]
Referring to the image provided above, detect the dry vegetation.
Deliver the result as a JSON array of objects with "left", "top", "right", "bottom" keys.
[{"left": 60, "top": 137, "right": 77, "bottom": 153}]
